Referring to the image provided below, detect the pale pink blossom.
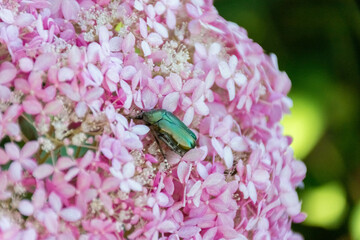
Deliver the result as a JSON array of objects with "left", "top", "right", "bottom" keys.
[
  {"left": 5, "top": 141, "right": 39, "bottom": 181},
  {"left": 0, "top": 104, "right": 22, "bottom": 141},
  {"left": 0, "top": 1, "right": 305, "bottom": 239},
  {"left": 110, "top": 161, "right": 142, "bottom": 193}
]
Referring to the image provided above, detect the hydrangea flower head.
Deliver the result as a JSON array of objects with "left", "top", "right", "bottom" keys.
[{"left": 0, "top": 0, "right": 306, "bottom": 239}]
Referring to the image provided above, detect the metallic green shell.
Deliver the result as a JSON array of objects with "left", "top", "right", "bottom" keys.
[{"left": 141, "top": 109, "right": 197, "bottom": 153}]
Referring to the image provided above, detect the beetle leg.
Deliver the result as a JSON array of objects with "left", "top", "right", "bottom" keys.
[
  {"left": 158, "top": 133, "right": 186, "bottom": 157},
  {"left": 150, "top": 128, "right": 166, "bottom": 159}
]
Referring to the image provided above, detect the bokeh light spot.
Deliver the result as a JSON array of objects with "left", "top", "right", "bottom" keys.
[
  {"left": 302, "top": 182, "right": 347, "bottom": 229},
  {"left": 281, "top": 94, "right": 325, "bottom": 159},
  {"left": 350, "top": 201, "right": 360, "bottom": 240}
]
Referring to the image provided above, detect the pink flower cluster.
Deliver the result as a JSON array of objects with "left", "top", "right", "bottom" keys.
[{"left": 0, "top": 0, "right": 306, "bottom": 239}]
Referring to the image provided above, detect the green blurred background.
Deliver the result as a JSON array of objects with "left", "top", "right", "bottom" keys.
[{"left": 214, "top": 0, "right": 360, "bottom": 239}]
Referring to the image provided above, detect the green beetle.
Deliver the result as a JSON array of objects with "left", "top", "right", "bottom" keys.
[{"left": 135, "top": 109, "right": 197, "bottom": 157}]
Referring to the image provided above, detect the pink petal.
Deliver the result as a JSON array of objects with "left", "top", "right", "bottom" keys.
[
  {"left": 169, "top": 73, "right": 182, "bottom": 91},
  {"left": 62, "top": 0, "right": 80, "bottom": 20},
  {"left": 33, "top": 53, "right": 56, "bottom": 71},
  {"left": 75, "top": 101, "right": 87, "bottom": 117},
  {"left": 293, "top": 212, "right": 307, "bottom": 223},
  {"left": 203, "top": 227, "right": 217, "bottom": 240},
  {"left": 162, "top": 92, "right": 180, "bottom": 112},
  {"left": 59, "top": 83, "right": 81, "bottom": 101},
  {"left": 218, "top": 61, "right": 231, "bottom": 79},
  {"left": 77, "top": 172, "right": 91, "bottom": 191},
  {"left": 15, "top": 13, "right": 35, "bottom": 27},
  {"left": 22, "top": 159, "right": 37, "bottom": 171},
  {"left": 166, "top": 9, "right": 176, "bottom": 29},
  {"left": 41, "top": 86, "right": 56, "bottom": 102},
  {"left": 194, "top": 100, "right": 209, "bottom": 116},
  {"left": 123, "top": 162, "right": 135, "bottom": 178},
  {"left": 44, "top": 100, "right": 63, "bottom": 115},
  {"left": 49, "top": 192, "right": 62, "bottom": 212},
  {"left": 33, "top": 164, "right": 54, "bottom": 179},
  {"left": 131, "top": 125, "right": 150, "bottom": 135},
  {"left": 230, "top": 136, "right": 248, "bottom": 152},
  {"left": 154, "top": 2, "right": 166, "bottom": 15},
  {"left": 134, "top": 0, "right": 144, "bottom": 10},
  {"left": 18, "top": 200, "right": 34, "bottom": 216},
  {"left": 21, "top": 141, "right": 39, "bottom": 158},
  {"left": 58, "top": 67, "right": 74, "bottom": 82},
  {"left": 239, "top": 183, "right": 249, "bottom": 199},
  {"left": 88, "top": 63, "right": 103, "bottom": 86},
  {"left": 109, "top": 37, "right": 122, "bottom": 52},
  {"left": 203, "top": 173, "right": 224, "bottom": 188},
  {"left": 147, "top": 33, "right": 163, "bottom": 47},
  {"left": 157, "top": 192, "right": 169, "bottom": 206},
  {"left": 141, "top": 40, "right": 151, "bottom": 56},
  {"left": 211, "top": 137, "right": 223, "bottom": 158},
  {"left": 154, "top": 22, "right": 168, "bottom": 38},
  {"left": 195, "top": 43, "right": 207, "bottom": 59},
  {"left": 178, "top": 226, "right": 201, "bottom": 238},
  {"left": 209, "top": 198, "right": 228, "bottom": 212},
  {"left": 205, "top": 70, "right": 215, "bottom": 89},
  {"left": 121, "top": 66, "right": 137, "bottom": 80},
  {"left": 183, "top": 107, "right": 194, "bottom": 126},
  {"left": 226, "top": 78, "right": 236, "bottom": 101},
  {"left": 224, "top": 146, "right": 233, "bottom": 169},
  {"left": 79, "top": 151, "right": 94, "bottom": 168},
  {"left": 248, "top": 181, "right": 257, "bottom": 203},
  {"left": 28, "top": 70, "right": 43, "bottom": 90},
  {"left": 19, "top": 57, "right": 34, "bottom": 72},
  {"left": 234, "top": 72, "right": 247, "bottom": 86},
  {"left": 22, "top": 228, "right": 37, "bottom": 240},
  {"left": 120, "top": 182, "right": 130, "bottom": 193},
  {"left": 209, "top": 43, "right": 221, "bottom": 56},
  {"left": 9, "top": 161, "right": 22, "bottom": 181},
  {"left": 0, "top": 149, "right": 9, "bottom": 164},
  {"left": 5, "top": 104, "right": 22, "bottom": 119},
  {"left": 182, "top": 148, "right": 205, "bottom": 162},
  {"left": 6, "top": 122, "right": 20, "bottom": 138},
  {"left": 23, "top": 99, "right": 42, "bottom": 115},
  {"left": 0, "top": 86, "right": 10, "bottom": 100},
  {"left": 87, "top": 43, "right": 102, "bottom": 63},
  {"left": 44, "top": 211, "right": 59, "bottom": 234},
  {"left": 0, "top": 62, "right": 17, "bottom": 84},
  {"left": 196, "top": 163, "right": 208, "bottom": 179},
  {"left": 164, "top": 177, "right": 174, "bottom": 195},
  {"left": 68, "top": 46, "right": 81, "bottom": 68},
  {"left": 64, "top": 168, "right": 80, "bottom": 181},
  {"left": 0, "top": 9, "right": 14, "bottom": 24},
  {"left": 252, "top": 169, "right": 270, "bottom": 185},
  {"left": 192, "top": 82, "right": 205, "bottom": 102},
  {"left": 32, "top": 187, "right": 47, "bottom": 209},
  {"left": 157, "top": 220, "right": 177, "bottom": 233},
  {"left": 122, "top": 33, "right": 135, "bottom": 53},
  {"left": 102, "top": 177, "right": 120, "bottom": 192},
  {"left": 128, "top": 179, "right": 142, "bottom": 191},
  {"left": 99, "top": 25, "right": 109, "bottom": 45},
  {"left": 60, "top": 207, "right": 82, "bottom": 222},
  {"left": 186, "top": 3, "right": 200, "bottom": 18},
  {"left": 84, "top": 87, "right": 104, "bottom": 101},
  {"left": 57, "top": 157, "right": 76, "bottom": 170},
  {"left": 142, "top": 88, "right": 158, "bottom": 109},
  {"left": 228, "top": 55, "right": 238, "bottom": 73},
  {"left": 187, "top": 180, "right": 201, "bottom": 197},
  {"left": 139, "top": 18, "right": 148, "bottom": 38},
  {"left": 177, "top": 162, "right": 191, "bottom": 184},
  {"left": 5, "top": 143, "right": 20, "bottom": 160}
]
